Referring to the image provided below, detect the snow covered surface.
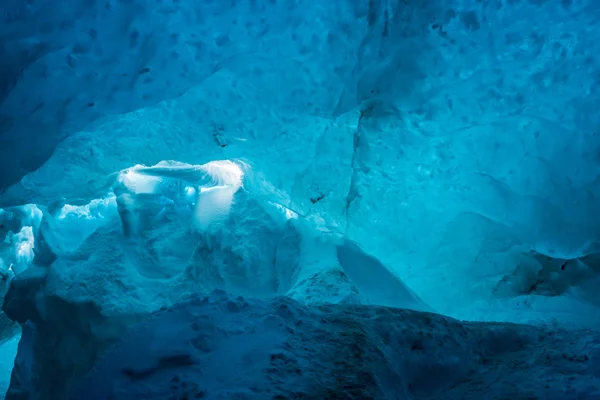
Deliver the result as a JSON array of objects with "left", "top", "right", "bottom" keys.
[{"left": 1, "top": 0, "right": 600, "bottom": 398}]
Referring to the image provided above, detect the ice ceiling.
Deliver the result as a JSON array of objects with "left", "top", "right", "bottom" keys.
[{"left": 1, "top": 0, "right": 600, "bottom": 331}]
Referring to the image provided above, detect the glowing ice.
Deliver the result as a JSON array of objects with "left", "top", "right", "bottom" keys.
[
  {"left": 117, "top": 160, "right": 245, "bottom": 230},
  {"left": 118, "top": 167, "right": 162, "bottom": 195},
  {"left": 58, "top": 196, "right": 117, "bottom": 220}
]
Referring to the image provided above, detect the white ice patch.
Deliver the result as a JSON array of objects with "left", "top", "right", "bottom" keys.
[
  {"left": 1, "top": 226, "right": 36, "bottom": 275},
  {"left": 50, "top": 196, "right": 118, "bottom": 253},
  {"left": 116, "top": 160, "right": 245, "bottom": 230},
  {"left": 269, "top": 202, "right": 299, "bottom": 221},
  {"left": 118, "top": 167, "right": 162, "bottom": 194},
  {"left": 14, "top": 226, "right": 34, "bottom": 264},
  {"left": 21, "top": 205, "right": 43, "bottom": 227},
  {"left": 194, "top": 160, "right": 244, "bottom": 230},
  {"left": 0, "top": 205, "right": 43, "bottom": 276},
  {"left": 200, "top": 160, "right": 244, "bottom": 188},
  {"left": 58, "top": 196, "right": 117, "bottom": 220},
  {"left": 184, "top": 186, "right": 196, "bottom": 201}
]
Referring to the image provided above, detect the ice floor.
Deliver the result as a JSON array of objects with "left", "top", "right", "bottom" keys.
[{"left": 1, "top": 0, "right": 600, "bottom": 398}]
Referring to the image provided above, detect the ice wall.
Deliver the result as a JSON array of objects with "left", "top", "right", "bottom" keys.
[
  {"left": 0, "top": 0, "right": 360, "bottom": 189},
  {"left": 1, "top": 0, "right": 600, "bottom": 327}
]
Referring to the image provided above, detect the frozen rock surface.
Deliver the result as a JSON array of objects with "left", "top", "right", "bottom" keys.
[{"left": 9, "top": 290, "right": 600, "bottom": 400}]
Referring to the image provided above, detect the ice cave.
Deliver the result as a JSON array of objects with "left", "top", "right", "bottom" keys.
[{"left": 1, "top": 0, "right": 600, "bottom": 399}]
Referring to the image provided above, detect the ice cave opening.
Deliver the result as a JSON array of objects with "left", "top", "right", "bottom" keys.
[{"left": 2, "top": 0, "right": 600, "bottom": 399}]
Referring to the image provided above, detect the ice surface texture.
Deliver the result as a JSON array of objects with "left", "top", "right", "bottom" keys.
[
  {"left": 2, "top": 0, "right": 600, "bottom": 323},
  {"left": 5, "top": 286, "right": 600, "bottom": 399},
  {"left": 2, "top": 0, "right": 600, "bottom": 397},
  {"left": 1, "top": 168, "right": 433, "bottom": 398},
  {"left": 26, "top": 291, "right": 600, "bottom": 399}
]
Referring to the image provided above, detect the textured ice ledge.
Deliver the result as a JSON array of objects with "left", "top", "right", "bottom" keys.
[{"left": 7, "top": 290, "right": 600, "bottom": 400}]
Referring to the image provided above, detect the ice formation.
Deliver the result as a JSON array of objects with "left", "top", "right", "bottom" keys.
[{"left": 1, "top": 0, "right": 600, "bottom": 398}]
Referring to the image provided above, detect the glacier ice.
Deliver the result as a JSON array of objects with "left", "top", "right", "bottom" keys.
[{"left": 1, "top": 0, "right": 600, "bottom": 398}]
